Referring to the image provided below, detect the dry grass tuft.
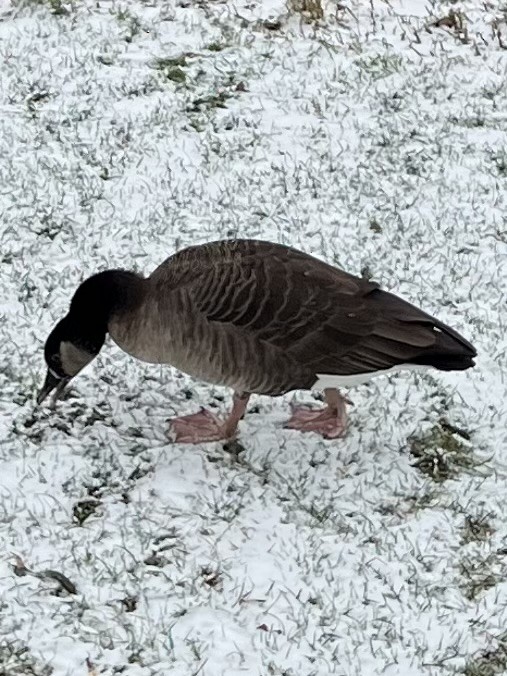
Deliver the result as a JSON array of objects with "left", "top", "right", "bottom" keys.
[{"left": 288, "top": 0, "right": 324, "bottom": 22}]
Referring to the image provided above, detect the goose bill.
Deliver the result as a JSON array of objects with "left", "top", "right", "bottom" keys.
[{"left": 36, "top": 370, "right": 70, "bottom": 406}]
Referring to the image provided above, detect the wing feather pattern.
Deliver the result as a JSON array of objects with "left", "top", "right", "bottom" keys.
[{"left": 149, "top": 240, "right": 476, "bottom": 394}]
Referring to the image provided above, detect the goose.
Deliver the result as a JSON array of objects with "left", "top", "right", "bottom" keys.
[{"left": 37, "top": 239, "right": 477, "bottom": 442}]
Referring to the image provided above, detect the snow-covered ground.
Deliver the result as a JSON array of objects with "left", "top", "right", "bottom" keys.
[{"left": 1, "top": 0, "right": 507, "bottom": 674}]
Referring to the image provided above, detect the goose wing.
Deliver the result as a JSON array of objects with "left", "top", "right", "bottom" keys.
[{"left": 151, "top": 239, "right": 474, "bottom": 382}]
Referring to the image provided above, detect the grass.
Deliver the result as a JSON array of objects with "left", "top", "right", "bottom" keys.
[
  {"left": 459, "top": 554, "right": 502, "bottom": 601},
  {"left": 115, "top": 7, "right": 143, "bottom": 43},
  {"left": 206, "top": 42, "right": 227, "bottom": 52},
  {"left": 409, "top": 419, "right": 481, "bottom": 483},
  {"left": 287, "top": 0, "right": 324, "bottom": 22},
  {"left": 72, "top": 498, "right": 102, "bottom": 525},
  {"left": 431, "top": 9, "right": 471, "bottom": 46},
  {"left": 153, "top": 55, "right": 189, "bottom": 84},
  {"left": 463, "top": 635, "right": 507, "bottom": 676},
  {"left": 46, "top": 0, "right": 69, "bottom": 15},
  {"left": 0, "top": 639, "right": 53, "bottom": 676},
  {"left": 188, "top": 90, "right": 231, "bottom": 112},
  {"left": 460, "top": 514, "right": 496, "bottom": 545},
  {"left": 12, "top": 0, "right": 69, "bottom": 14},
  {"left": 357, "top": 53, "right": 404, "bottom": 79},
  {"left": 490, "top": 149, "right": 507, "bottom": 176},
  {"left": 165, "top": 67, "right": 187, "bottom": 84}
]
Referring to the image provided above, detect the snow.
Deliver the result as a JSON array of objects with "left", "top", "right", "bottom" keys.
[{"left": 1, "top": 0, "right": 507, "bottom": 674}]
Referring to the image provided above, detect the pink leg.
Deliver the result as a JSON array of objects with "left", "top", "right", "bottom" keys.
[
  {"left": 169, "top": 393, "right": 250, "bottom": 444},
  {"left": 284, "top": 388, "right": 349, "bottom": 439}
]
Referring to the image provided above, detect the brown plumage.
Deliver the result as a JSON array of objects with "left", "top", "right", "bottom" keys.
[{"left": 37, "top": 239, "right": 477, "bottom": 441}]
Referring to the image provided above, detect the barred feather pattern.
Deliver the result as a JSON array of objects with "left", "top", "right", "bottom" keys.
[{"left": 107, "top": 239, "right": 476, "bottom": 396}]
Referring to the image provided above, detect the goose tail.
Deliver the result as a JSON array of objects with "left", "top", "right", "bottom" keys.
[
  {"left": 375, "top": 290, "right": 477, "bottom": 372},
  {"left": 409, "top": 323, "right": 477, "bottom": 371}
]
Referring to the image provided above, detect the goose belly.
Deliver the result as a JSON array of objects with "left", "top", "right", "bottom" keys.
[{"left": 108, "top": 312, "right": 310, "bottom": 395}]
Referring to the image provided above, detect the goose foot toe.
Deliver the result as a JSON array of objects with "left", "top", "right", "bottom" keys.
[
  {"left": 284, "top": 404, "right": 347, "bottom": 439},
  {"left": 168, "top": 408, "right": 232, "bottom": 443}
]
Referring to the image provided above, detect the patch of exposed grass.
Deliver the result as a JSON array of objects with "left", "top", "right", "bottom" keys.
[
  {"left": 26, "top": 90, "right": 51, "bottom": 116},
  {"left": 287, "top": 0, "right": 324, "bottom": 22},
  {"left": 409, "top": 419, "right": 481, "bottom": 483},
  {"left": 155, "top": 55, "right": 188, "bottom": 69},
  {"left": 490, "top": 149, "right": 507, "bottom": 177},
  {"left": 279, "top": 478, "right": 352, "bottom": 533},
  {"left": 46, "top": 0, "right": 69, "bottom": 15},
  {"left": 183, "top": 73, "right": 247, "bottom": 130},
  {"left": 357, "top": 53, "right": 403, "bottom": 79},
  {"left": 188, "top": 89, "right": 232, "bottom": 113},
  {"left": 376, "top": 489, "right": 440, "bottom": 521},
  {"left": 459, "top": 554, "right": 502, "bottom": 601},
  {"left": 206, "top": 41, "right": 226, "bottom": 52},
  {"left": 0, "top": 638, "right": 53, "bottom": 675},
  {"left": 73, "top": 498, "right": 102, "bottom": 525},
  {"left": 200, "top": 565, "right": 223, "bottom": 590},
  {"left": 463, "top": 635, "right": 507, "bottom": 676},
  {"left": 166, "top": 67, "right": 187, "bottom": 84},
  {"left": 120, "top": 596, "right": 138, "bottom": 613},
  {"left": 97, "top": 54, "right": 114, "bottom": 66},
  {"left": 153, "top": 56, "right": 190, "bottom": 84},
  {"left": 144, "top": 553, "right": 169, "bottom": 567},
  {"left": 115, "top": 7, "right": 143, "bottom": 43},
  {"left": 261, "top": 18, "right": 283, "bottom": 31},
  {"left": 13, "top": 0, "right": 70, "bottom": 14},
  {"left": 431, "top": 9, "right": 470, "bottom": 46},
  {"left": 460, "top": 514, "right": 495, "bottom": 545},
  {"left": 451, "top": 111, "right": 488, "bottom": 128}
]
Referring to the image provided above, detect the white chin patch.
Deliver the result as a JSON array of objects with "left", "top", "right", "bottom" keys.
[{"left": 313, "top": 364, "right": 432, "bottom": 389}]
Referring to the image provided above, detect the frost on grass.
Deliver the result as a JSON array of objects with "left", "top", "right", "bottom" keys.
[
  {"left": 409, "top": 417, "right": 483, "bottom": 483},
  {"left": 0, "top": 638, "right": 53, "bottom": 676},
  {"left": 463, "top": 634, "right": 507, "bottom": 676},
  {"left": 1, "top": 0, "right": 507, "bottom": 675}
]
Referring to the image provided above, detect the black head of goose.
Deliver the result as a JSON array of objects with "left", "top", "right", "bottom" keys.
[{"left": 37, "top": 239, "right": 477, "bottom": 442}]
